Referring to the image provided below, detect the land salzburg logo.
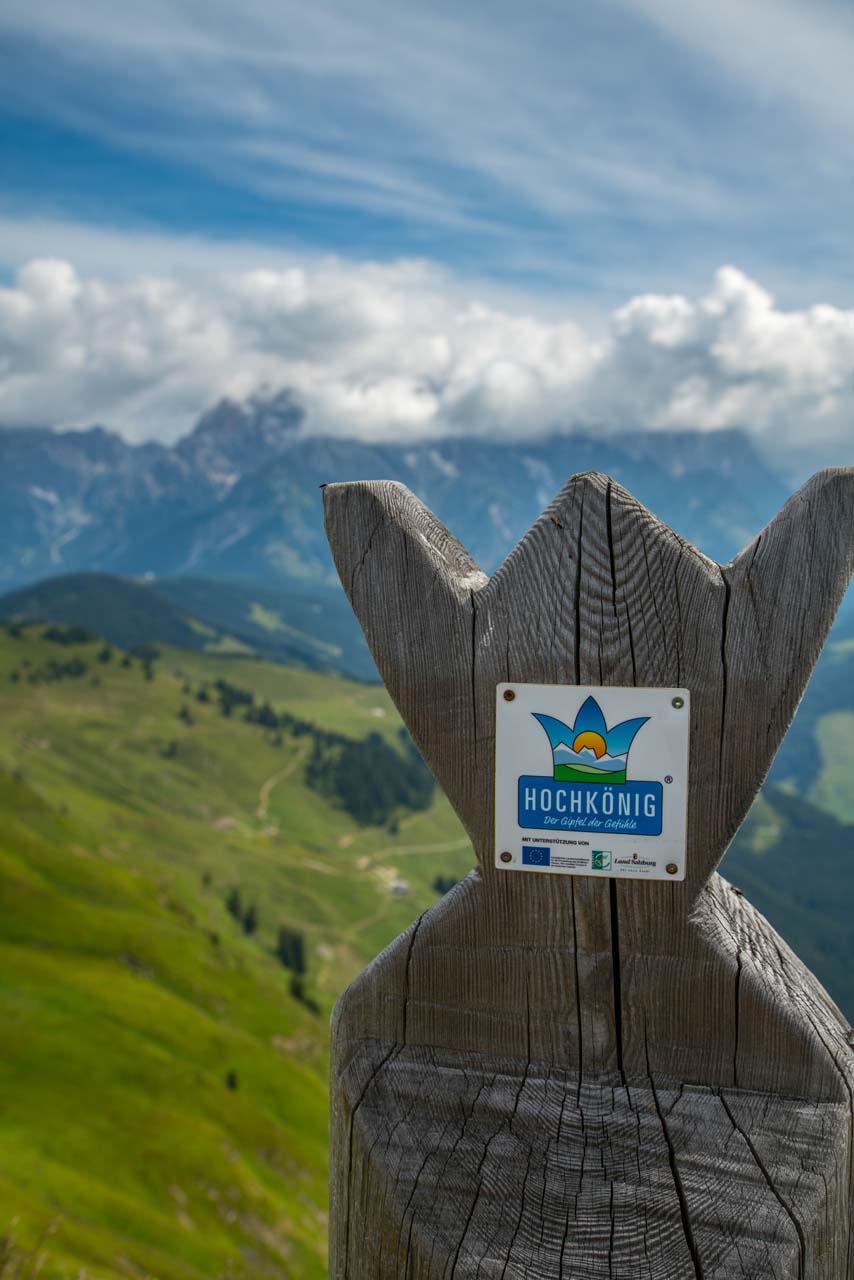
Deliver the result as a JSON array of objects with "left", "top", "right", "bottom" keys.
[{"left": 518, "top": 696, "right": 663, "bottom": 836}]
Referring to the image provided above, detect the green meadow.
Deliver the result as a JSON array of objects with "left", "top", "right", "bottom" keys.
[{"left": 0, "top": 628, "right": 474, "bottom": 1279}]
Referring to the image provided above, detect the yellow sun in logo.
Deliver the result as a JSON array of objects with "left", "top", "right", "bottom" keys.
[{"left": 572, "top": 730, "right": 607, "bottom": 758}]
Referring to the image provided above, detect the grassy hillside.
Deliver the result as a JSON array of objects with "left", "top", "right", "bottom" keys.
[
  {"left": 0, "top": 575, "right": 207, "bottom": 654},
  {"left": 154, "top": 578, "right": 377, "bottom": 682},
  {"left": 721, "top": 630, "right": 854, "bottom": 1012},
  {"left": 0, "top": 626, "right": 474, "bottom": 1279},
  {"left": 764, "top": 631, "right": 854, "bottom": 823},
  {"left": 724, "top": 786, "right": 854, "bottom": 1010},
  {"left": 0, "top": 573, "right": 377, "bottom": 681}
]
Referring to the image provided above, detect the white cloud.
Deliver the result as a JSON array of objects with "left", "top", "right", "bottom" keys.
[
  {"left": 0, "top": 254, "right": 852, "bottom": 462},
  {"left": 580, "top": 267, "right": 854, "bottom": 452}
]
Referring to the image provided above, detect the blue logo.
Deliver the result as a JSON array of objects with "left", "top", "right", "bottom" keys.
[
  {"left": 519, "top": 696, "right": 662, "bottom": 837},
  {"left": 522, "top": 845, "right": 551, "bottom": 866}
]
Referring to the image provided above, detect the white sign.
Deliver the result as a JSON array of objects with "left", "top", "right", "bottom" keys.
[{"left": 494, "top": 684, "right": 690, "bottom": 881}]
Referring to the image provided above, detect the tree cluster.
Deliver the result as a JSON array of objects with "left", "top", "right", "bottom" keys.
[
  {"left": 275, "top": 925, "right": 305, "bottom": 975},
  {"left": 244, "top": 700, "right": 314, "bottom": 737},
  {"left": 212, "top": 678, "right": 255, "bottom": 717},
  {"left": 43, "top": 624, "right": 96, "bottom": 645},
  {"left": 12, "top": 656, "right": 89, "bottom": 684},
  {"left": 225, "top": 886, "right": 258, "bottom": 935},
  {"left": 305, "top": 726, "right": 434, "bottom": 826}
]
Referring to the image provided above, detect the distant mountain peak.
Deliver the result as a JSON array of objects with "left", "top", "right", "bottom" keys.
[
  {"left": 188, "top": 389, "right": 304, "bottom": 444},
  {"left": 176, "top": 390, "right": 306, "bottom": 492}
]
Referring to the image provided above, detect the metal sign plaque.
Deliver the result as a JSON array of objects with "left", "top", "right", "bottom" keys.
[{"left": 494, "top": 684, "right": 690, "bottom": 881}]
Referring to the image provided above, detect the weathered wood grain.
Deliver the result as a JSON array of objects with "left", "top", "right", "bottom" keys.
[
  {"left": 323, "top": 468, "right": 854, "bottom": 1277},
  {"left": 338, "top": 1040, "right": 848, "bottom": 1278}
]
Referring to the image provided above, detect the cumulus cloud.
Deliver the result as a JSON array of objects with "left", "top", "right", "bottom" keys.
[{"left": 0, "top": 255, "right": 852, "bottom": 458}]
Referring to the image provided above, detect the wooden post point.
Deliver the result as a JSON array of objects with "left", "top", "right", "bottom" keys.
[{"left": 323, "top": 468, "right": 854, "bottom": 1278}]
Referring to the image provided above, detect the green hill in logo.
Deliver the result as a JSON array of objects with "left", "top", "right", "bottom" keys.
[{"left": 554, "top": 762, "right": 627, "bottom": 784}]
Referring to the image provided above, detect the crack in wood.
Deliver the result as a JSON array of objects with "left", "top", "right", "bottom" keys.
[
  {"left": 609, "top": 879, "right": 625, "bottom": 1087},
  {"left": 645, "top": 1032, "right": 704, "bottom": 1280},
  {"left": 720, "top": 1091, "right": 807, "bottom": 1280}
]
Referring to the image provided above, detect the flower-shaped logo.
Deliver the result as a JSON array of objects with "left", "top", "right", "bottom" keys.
[{"left": 533, "top": 696, "right": 648, "bottom": 784}]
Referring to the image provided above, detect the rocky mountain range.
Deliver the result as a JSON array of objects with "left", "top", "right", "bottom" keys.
[{"left": 0, "top": 390, "right": 798, "bottom": 593}]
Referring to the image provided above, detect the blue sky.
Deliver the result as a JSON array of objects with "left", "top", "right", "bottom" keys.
[
  {"left": 0, "top": 0, "right": 853, "bottom": 458},
  {"left": 3, "top": 0, "right": 853, "bottom": 302}
]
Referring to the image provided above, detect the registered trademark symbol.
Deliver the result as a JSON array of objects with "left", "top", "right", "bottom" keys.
[{"left": 664, "top": 775, "right": 673, "bottom": 784}]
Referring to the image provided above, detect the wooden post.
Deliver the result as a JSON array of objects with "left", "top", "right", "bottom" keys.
[{"left": 323, "top": 468, "right": 854, "bottom": 1278}]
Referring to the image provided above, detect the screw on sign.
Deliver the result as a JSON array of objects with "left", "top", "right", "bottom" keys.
[{"left": 323, "top": 467, "right": 854, "bottom": 1279}]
